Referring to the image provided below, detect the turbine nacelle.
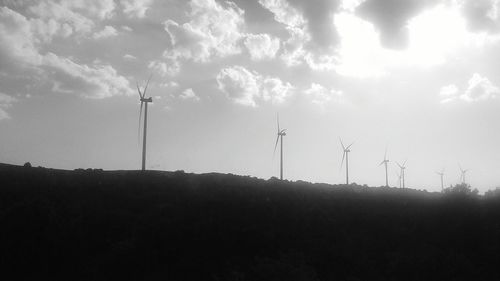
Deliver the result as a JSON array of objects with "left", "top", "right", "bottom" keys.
[{"left": 140, "top": 97, "right": 153, "bottom": 103}]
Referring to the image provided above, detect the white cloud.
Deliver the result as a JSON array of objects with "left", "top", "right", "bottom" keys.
[
  {"left": 461, "top": 73, "right": 499, "bottom": 102},
  {"left": 305, "top": 83, "right": 343, "bottom": 106},
  {"left": 0, "top": 92, "right": 17, "bottom": 120},
  {"left": 121, "top": 0, "right": 153, "bottom": 18},
  {"left": 159, "top": 81, "right": 179, "bottom": 88},
  {"left": 439, "top": 84, "right": 459, "bottom": 103},
  {"left": 148, "top": 59, "right": 180, "bottom": 77},
  {"left": 262, "top": 77, "right": 293, "bottom": 104},
  {"left": 180, "top": 88, "right": 200, "bottom": 101},
  {"left": 216, "top": 65, "right": 293, "bottom": 107},
  {"left": 93, "top": 25, "right": 118, "bottom": 39},
  {"left": 244, "top": 33, "right": 280, "bottom": 60},
  {"left": 163, "top": 0, "right": 245, "bottom": 64},
  {"left": 123, "top": 54, "right": 137, "bottom": 60},
  {"left": 43, "top": 53, "right": 133, "bottom": 98},
  {"left": 217, "top": 66, "right": 260, "bottom": 107}
]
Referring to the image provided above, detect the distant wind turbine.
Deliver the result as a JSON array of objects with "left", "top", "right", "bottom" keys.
[
  {"left": 436, "top": 169, "right": 445, "bottom": 191},
  {"left": 137, "top": 75, "right": 153, "bottom": 171},
  {"left": 274, "top": 114, "right": 286, "bottom": 180},
  {"left": 395, "top": 171, "right": 402, "bottom": 188},
  {"left": 459, "top": 164, "right": 469, "bottom": 184},
  {"left": 396, "top": 160, "right": 407, "bottom": 188},
  {"left": 340, "top": 138, "right": 354, "bottom": 185},
  {"left": 379, "top": 147, "right": 389, "bottom": 187}
]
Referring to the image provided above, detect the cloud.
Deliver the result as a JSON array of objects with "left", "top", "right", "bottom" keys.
[
  {"left": 121, "top": 0, "right": 153, "bottom": 18},
  {"left": 216, "top": 65, "right": 293, "bottom": 107},
  {"left": 439, "top": 84, "right": 459, "bottom": 103},
  {"left": 261, "top": 77, "right": 294, "bottom": 104},
  {"left": 148, "top": 59, "right": 180, "bottom": 77},
  {"left": 461, "top": 73, "right": 499, "bottom": 102},
  {"left": 163, "top": 0, "right": 245, "bottom": 64},
  {"left": 244, "top": 33, "right": 280, "bottom": 60},
  {"left": 304, "top": 83, "right": 343, "bottom": 106},
  {"left": 179, "top": 88, "right": 200, "bottom": 101},
  {"left": 0, "top": 92, "right": 17, "bottom": 120},
  {"left": 438, "top": 74, "right": 499, "bottom": 103},
  {"left": 123, "top": 54, "right": 137, "bottom": 60},
  {"left": 0, "top": 7, "right": 133, "bottom": 99},
  {"left": 42, "top": 53, "right": 133, "bottom": 98},
  {"left": 461, "top": 0, "right": 500, "bottom": 33},
  {"left": 93, "top": 25, "right": 118, "bottom": 39},
  {"left": 356, "top": 0, "right": 434, "bottom": 49}
]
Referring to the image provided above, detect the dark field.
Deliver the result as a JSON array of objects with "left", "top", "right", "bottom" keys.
[{"left": 1, "top": 163, "right": 500, "bottom": 281}]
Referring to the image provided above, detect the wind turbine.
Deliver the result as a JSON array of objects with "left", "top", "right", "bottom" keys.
[
  {"left": 340, "top": 138, "right": 354, "bottom": 185},
  {"left": 395, "top": 171, "right": 402, "bottom": 188},
  {"left": 396, "top": 160, "right": 407, "bottom": 188},
  {"left": 273, "top": 114, "right": 286, "bottom": 180},
  {"left": 137, "top": 75, "right": 153, "bottom": 171},
  {"left": 459, "top": 164, "right": 469, "bottom": 184},
  {"left": 436, "top": 169, "right": 445, "bottom": 191},
  {"left": 379, "top": 147, "right": 389, "bottom": 187}
]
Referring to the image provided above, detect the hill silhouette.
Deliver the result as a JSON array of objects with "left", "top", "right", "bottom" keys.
[{"left": 1, "top": 163, "right": 500, "bottom": 281}]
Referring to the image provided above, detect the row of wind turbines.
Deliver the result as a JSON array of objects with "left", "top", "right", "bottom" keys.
[
  {"left": 134, "top": 78, "right": 471, "bottom": 191},
  {"left": 273, "top": 114, "right": 471, "bottom": 190}
]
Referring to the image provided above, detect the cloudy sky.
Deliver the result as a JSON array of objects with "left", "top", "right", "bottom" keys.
[{"left": 1, "top": 0, "right": 500, "bottom": 192}]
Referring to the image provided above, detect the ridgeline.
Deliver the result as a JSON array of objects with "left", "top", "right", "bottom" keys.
[{"left": 1, "top": 163, "right": 500, "bottom": 281}]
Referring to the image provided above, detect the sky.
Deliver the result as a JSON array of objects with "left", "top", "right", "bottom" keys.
[{"left": 1, "top": 0, "right": 500, "bottom": 193}]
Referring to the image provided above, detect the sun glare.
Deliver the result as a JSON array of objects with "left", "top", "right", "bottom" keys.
[{"left": 334, "top": 3, "right": 495, "bottom": 78}]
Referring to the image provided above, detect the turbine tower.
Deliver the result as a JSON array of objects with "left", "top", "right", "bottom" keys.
[
  {"left": 274, "top": 114, "right": 287, "bottom": 180},
  {"left": 379, "top": 148, "right": 389, "bottom": 187},
  {"left": 137, "top": 75, "right": 153, "bottom": 171},
  {"left": 396, "top": 160, "right": 407, "bottom": 188},
  {"left": 436, "top": 169, "right": 445, "bottom": 191},
  {"left": 395, "top": 171, "right": 402, "bottom": 188},
  {"left": 340, "top": 138, "right": 354, "bottom": 185},
  {"left": 459, "top": 164, "right": 469, "bottom": 184}
]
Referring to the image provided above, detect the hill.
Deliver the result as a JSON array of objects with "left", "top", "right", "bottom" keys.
[{"left": 1, "top": 163, "right": 500, "bottom": 281}]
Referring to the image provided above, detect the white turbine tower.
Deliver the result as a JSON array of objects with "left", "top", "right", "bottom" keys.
[
  {"left": 340, "top": 138, "right": 354, "bottom": 185},
  {"left": 459, "top": 164, "right": 469, "bottom": 184},
  {"left": 436, "top": 169, "right": 445, "bottom": 191},
  {"left": 137, "top": 75, "right": 153, "bottom": 171},
  {"left": 379, "top": 148, "right": 389, "bottom": 187},
  {"left": 395, "top": 171, "right": 402, "bottom": 188},
  {"left": 274, "top": 114, "right": 286, "bottom": 180},
  {"left": 396, "top": 160, "right": 407, "bottom": 188}
]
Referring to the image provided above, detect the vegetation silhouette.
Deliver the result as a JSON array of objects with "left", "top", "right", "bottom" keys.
[{"left": 1, "top": 163, "right": 499, "bottom": 281}]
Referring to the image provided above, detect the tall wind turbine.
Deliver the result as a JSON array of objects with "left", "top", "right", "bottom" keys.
[
  {"left": 274, "top": 114, "right": 286, "bottom": 180},
  {"left": 137, "top": 75, "right": 153, "bottom": 171},
  {"left": 396, "top": 160, "right": 407, "bottom": 188},
  {"left": 459, "top": 164, "right": 469, "bottom": 184},
  {"left": 436, "top": 169, "right": 445, "bottom": 191},
  {"left": 379, "top": 148, "right": 389, "bottom": 187},
  {"left": 340, "top": 138, "right": 354, "bottom": 185}
]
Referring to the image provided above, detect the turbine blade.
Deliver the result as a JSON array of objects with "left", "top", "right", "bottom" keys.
[
  {"left": 137, "top": 82, "right": 143, "bottom": 99},
  {"left": 347, "top": 142, "right": 355, "bottom": 149},
  {"left": 143, "top": 74, "right": 153, "bottom": 95},
  {"left": 396, "top": 162, "right": 402, "bottom": 169},
  {"left": 403, "top": 159, "right": 408, "bottom": 167},
  {"left": 339, "top": 137, "right": 345, "bottom": 150},
  {"left": 340, "top": 151, "right": 346, "bottom": 170},
  {"left": 277, "top": 113, "right": 280, "bottom": 133},
  {"left": 384, "top": 146, "right": 388, "bottom": 160},
  {"left": 138, "top": 101, "right": 144, "bottom": 143},
  {"left": 273, "top": 134, "right": 280, "bottom": 157},
  {"left": 379, "top": 160, "right": 385, "bottom": 166}
]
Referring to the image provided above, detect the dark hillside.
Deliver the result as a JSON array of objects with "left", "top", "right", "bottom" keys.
[{"left": 1, "top": 163, "right": 500, "bottom": 281}]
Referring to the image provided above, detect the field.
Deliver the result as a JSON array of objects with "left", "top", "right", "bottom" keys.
[{"left": 1, "top": 163, "right": 500, "bottom": 281}]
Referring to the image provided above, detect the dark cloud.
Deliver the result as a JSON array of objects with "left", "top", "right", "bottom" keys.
[
  {"left": 287, "top": 0, "right": 341, "bottom": 51},
  {"left": 356, "top": 0, "right": 433, "bottom": 49},
  {"left": 461, "top": 0, "right": 500, "bottom": 33}
]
